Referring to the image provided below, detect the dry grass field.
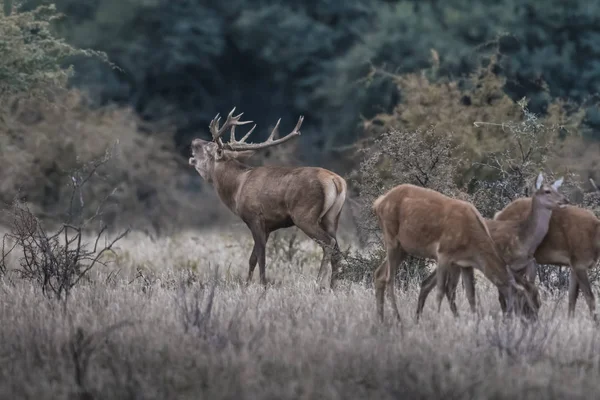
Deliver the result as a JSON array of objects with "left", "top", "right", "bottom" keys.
[{"left": 0, "top": 223, "right": 599, "bottom": 400}]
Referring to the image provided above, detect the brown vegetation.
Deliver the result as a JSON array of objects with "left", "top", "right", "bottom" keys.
[
  {"left": 0, "top": 90, "right": 228, "bottom": 235},
  {"left": 362, "top": 56, "right": 597, "bottom": 186}
]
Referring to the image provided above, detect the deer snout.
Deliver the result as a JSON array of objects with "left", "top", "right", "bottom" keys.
[
  {"left": 188, "top": 157, "right": 196, "bottom": 166},
  {"left": 558, "top": 197, "right": 569, "bottom": 208}
]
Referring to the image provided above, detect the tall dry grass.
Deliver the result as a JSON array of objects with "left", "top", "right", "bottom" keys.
[{"left": 0, "top": 225, "right": 599, "bottom": 399}]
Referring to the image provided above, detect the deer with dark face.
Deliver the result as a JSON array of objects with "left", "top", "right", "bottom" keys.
[{"left": 189, "top": 108, "right": 347, "bottom": 288}]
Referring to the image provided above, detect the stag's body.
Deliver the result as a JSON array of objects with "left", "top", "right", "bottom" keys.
[
  {"left": 373, "top": 184, "right": 540, "bottom": 322},
  {"left": 189, "top": 108, "right": 346, "bottom": 288},
  {"left": 416, "top": 173, "right": 567, "bottom": 317},
  {"left": 494, "top": 196, "right": 600, "bottom": 319}
]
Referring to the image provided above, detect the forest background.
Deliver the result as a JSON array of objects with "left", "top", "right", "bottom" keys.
[{"left": 2, "top": 0, "right": 600, "bottom": 237}]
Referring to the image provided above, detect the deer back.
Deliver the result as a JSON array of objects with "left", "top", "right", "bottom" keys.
[
  {"left": 213, "top": 163, "right": 345, "bottom": 224},
  {"left": 374, "top": 185, "right": 507, "bottom": 277}
]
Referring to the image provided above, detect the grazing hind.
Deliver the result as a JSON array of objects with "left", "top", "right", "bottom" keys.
[
  {"left": 373, "top": 184, "right": 541, "bottom": 323},
  {"left": 416, "top": 173, "right": 567, "bottom": 318}
]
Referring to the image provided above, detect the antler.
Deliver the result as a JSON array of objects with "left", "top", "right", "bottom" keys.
[
  {"left": 223, "top": 115, "right": 304, "bottom": 151},
  {"left": 208, "top": 107, "right": 255, "bottom": 148},
  {"left": 590, "top": 178, "right": 600, "bottom": 192}
]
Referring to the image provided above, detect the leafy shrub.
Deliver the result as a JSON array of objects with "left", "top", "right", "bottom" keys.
[
  {"left": 0, "top": 3, "right": 112, "bottom": 97},
  {"left": 0, "top": 90, "right": 225, "bottom": 233},
  {"left": 346, "top": 57, "right": 598, "bottom": 287}
]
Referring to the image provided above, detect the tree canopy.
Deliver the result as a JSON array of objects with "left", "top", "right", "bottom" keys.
[{"left": 8, "top": 0, "right": 600, "bottom": 163}]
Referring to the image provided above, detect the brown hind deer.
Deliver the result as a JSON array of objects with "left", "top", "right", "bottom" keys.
[
  {"left": 494, "top": 177, "right": 600, "bottom": 320},
  {"left": 189, "top": 108, "right": 347, "bottom": 288},
  {"left": 416, "top": 173, "right": 567, "bottom": 318},
  {"left": 373, "top": 184, "right": 541, "bottom": 323}
]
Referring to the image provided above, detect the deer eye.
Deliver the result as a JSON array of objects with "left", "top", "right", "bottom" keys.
[{"left": 544, "top": 189, "right": 551, "bottom": 194}]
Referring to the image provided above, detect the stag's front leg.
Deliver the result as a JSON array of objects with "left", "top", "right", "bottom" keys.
[
  {"left": 247, "top": 245, "right": 258, "bottom": 284},
  {"left": 246, "top": 222, "right": 269, "bottom": 286},
  {"left": 294, "top": 220, "right": 337, "bottom": 289}
]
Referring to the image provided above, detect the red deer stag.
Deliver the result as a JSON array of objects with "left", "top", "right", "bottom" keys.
[
  {"left": 189, "top": 108, "right": 347, "bottom": 288},
  {"left": 493, "top": 177, "right": 600, "bottom": 320},
  {"left": 416, "top": 173, "right": 567, "bottom": 318},
  {"left": 373, "top": 184, "right": 541, "bottom": 323}
]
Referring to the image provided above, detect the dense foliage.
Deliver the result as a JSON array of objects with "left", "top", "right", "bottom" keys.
[
  {"left": 2, "top": 0, "right": 600, "bottom": 232},
  {"left": 9, "top": 0, "right": 600, "bottom": 163}
]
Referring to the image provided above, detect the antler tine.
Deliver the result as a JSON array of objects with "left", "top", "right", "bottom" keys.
[
  {"left": 590, "top": 178, "right": 600, "bottom": 192},
  {"left": 228, "top": 122, "right": 257, "bottom": 145},
  {"left": 223, "top": 115, "right": 304, "bottom": 151},
  {"left": 209, "top": 107, "right": 254, "bottom": 145},
  {"left": 267, "top": 119, "right": 281, "bottom": 141},
  {"left": 239, "top": 124, "right": 257, "bottom": 143}
]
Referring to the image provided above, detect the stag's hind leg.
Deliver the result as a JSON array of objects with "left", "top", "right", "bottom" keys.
[
  {"left": 318, "top": 193, "right": 345, "bottom": 288},
  {"left": 294, "top": 219, "right": 338, "bottom": 288}
]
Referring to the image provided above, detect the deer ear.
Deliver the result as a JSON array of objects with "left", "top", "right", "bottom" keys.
[
  {"left": 215, "top": 147, "right": 224, "bottom": 160},
  {"left": 552, "top": 177, "right": 564, "bottom": 190},
  {"left": 535, "top": 172, "right": 544, "bottom": 190}
]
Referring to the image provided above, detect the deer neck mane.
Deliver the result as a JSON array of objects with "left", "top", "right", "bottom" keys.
[
  {"left": 211, "top": 159, "right": 253, "bottom": 214},
  {"left": 521, "top": 196, "right": 552, "bottom": 256}
]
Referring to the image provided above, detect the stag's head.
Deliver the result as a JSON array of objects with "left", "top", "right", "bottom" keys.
[
  {"left": 189, "top": 107, "right": 303, "bottom": 182},
  {"left": 532, "top": 172, "right": 569, "bottom": 210}
]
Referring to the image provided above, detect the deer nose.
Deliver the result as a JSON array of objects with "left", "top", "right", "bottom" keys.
[{"left": 559, "top": 197, "right": 569, "bottom": 207}]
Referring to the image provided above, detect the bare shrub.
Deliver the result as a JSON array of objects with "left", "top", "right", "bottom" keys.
[
  {"left": 345, "top": 126, "right": 467, "bottom": 284},
  {"left": 469, "top": 97, "right": 580, "bottom": 217},
  {"left": 0, "top": 150, "right": 129, "bottom": 309},
  {"left": 470, "top": 99, "right": 600, "bottom": 292}
]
